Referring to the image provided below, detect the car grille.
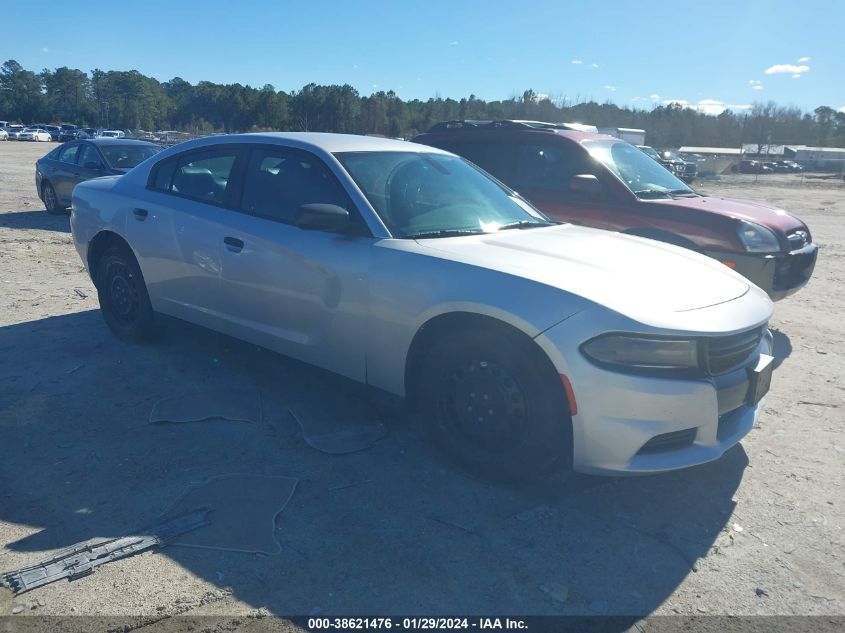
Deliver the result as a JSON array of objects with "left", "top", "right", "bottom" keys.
[
  {"left": 637, "top": 428, "right": 697, "bottom": 454},
  {"left": 703, "top": 327, "right": 763, "bottom": 375}
]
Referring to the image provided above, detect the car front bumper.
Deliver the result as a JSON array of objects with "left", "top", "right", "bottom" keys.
[
  {"left": 705, "top": 243, "right": 818, "bottom": 301},
  {"left": 540, "top": 320, "right": 773, "bottom": 476}
]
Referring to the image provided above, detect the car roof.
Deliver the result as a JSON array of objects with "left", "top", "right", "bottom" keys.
[
  {"left": 416, "top": 125, "right": 613, "bottom": 145},
  {"left": 166, "top": 132, "right": 449, "bottom": 155},
  {"left": 82, "top": 138, "right": 160, "bottom": 146}
]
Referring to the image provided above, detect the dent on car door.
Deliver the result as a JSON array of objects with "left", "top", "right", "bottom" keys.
[
  {"left": 127, "top": 146, "right": 243, "bottom": 329},
  {"left": 215, "top": 146, "right": 372, "bottom": 382}
]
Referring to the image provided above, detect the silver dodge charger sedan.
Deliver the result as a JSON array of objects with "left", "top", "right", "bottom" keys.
[{"left": 70, "top": 133, "right": 775, "bottom": 480}]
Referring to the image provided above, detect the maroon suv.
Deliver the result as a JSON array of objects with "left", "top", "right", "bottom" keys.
[{"left": 412, "top": 120, "right": 817, "bottom": 301}]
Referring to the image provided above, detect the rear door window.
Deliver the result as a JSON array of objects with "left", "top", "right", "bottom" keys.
[
  {"left": 170, "top": 149, "right": 240, "bottom": 206},
  {"left": 78, "top": 144, "right": 104, "bottom": 169},
  {"left": 58, "top": 143, "right": 81, "bottom": 164}
]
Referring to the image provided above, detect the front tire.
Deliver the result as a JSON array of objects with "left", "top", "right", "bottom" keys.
[
  {"left": 419, "top": 329, "right": 572, "bottom": 482},
  {"left": 42, "top": 182, "right": 64, "bottom": 215},
  {"left": 95, "top": 246, "right": 155, "bottom": 342}
]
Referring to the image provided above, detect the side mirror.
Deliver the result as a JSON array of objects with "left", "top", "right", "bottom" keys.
[
  {"left": 295, "top": 203, "right": 350, "bottom": 232},
  {"left": 569, "top": 174, "right": 603, "bottom": 196}
]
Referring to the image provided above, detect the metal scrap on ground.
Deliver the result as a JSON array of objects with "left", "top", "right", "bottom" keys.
[
  {"left": 0, "top": 509, "right": 210, "bottom": 595},
  {"left": 149, "top": 391, "right": 262, "bottom": 425}
]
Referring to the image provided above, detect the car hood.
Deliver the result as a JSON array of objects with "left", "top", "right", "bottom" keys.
[
  {"left": 416, "top": 224, "right": 755, "bottom": 317},
  {"left": 652, "top": 195, "right": 807, "bottom": 233}
]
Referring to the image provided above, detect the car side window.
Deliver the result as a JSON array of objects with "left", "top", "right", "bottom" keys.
[
  {"left": 78, "top": 144, "right": 103, "bottom": 169},
  {"left": 166, "top": 149, "right": 239, "bottom": 205},
  {"left": 443, "top": 141, "right": 515, "bottom": 185},
  {"left": 508, "top": 143, "right": 598, "bottom": 193},
  {"left": 240, "top": 147, "right": 352, "bottom": 227},
  {"left": 58, "top": 143, "right": 80, "bottom": 164}
]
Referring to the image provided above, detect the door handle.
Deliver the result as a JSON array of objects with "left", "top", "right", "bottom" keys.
[
  {"left": 132, "top": 208, "right": 149, "bottom": 221},
  {"left": 224, "top": 236, "right": 244, "bottom": 252}
]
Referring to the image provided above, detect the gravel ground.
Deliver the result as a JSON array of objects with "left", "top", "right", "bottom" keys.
[{"left": 0, "top": 141, "right": 842, "bottom": 628}]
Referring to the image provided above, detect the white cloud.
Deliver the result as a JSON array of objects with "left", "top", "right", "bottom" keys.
[
  {"left": 792, "top": 74, "right": 802, "bottom": 78},
  {"left": 604, "top": 85, "right": 617, "bottom": 92},
  {"left": 571, "top": 59, "right": 583, "bottom": 64},
  {"left": 839, "top": 106, "right": 845, "bottom": 113},
  {"left": 449, "top": 40, "right": 459, "bottom": 46},
  {"left": 753, "top": 85, "right": 763, "bottom": 90},
  {"left": 765, "top": 63, "right": 810, "bottom": 75},
  {"left": 798, "top": 56, "right": 811, "bottom": 62},
  {"left": 533, "top": 92, "right": 551, "bottom": 102},
  {"left": 371, "top": 83, "right": 379, "bottom": 88},
  {"left": 662, "top": 98, "right": 751, "bottom": 115},
  {"left": 591, "top": 63, "right": 599, "bottom": 68},
  {"left": 749, "top": 79, "right": 761, "bottom": 85},
  {"left": 697, "top": 99, "right": 752, "bottom": 115},
  {"left": 40, "top": 47, "right": 50, "bottom": 53},
  {"left": 649, "top": 93, "right": 661, "bottom": 102}
]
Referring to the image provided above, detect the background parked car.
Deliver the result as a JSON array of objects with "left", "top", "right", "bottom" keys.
[
  {"left": 637, "top": 145, "right": 697, "bottom": 182},
  {"left": 43, "top": 124, "right": 61, "bottom": 141},
  {"left": 19, "top": 128, "right": 52, "bottom": 142},
  {"left": 98, "top": 129, "right": 126, "bottom": 138},
  {"left": 5, "top": 125, "right": 26, "bottom": 140},
  {"left": 36, "top": 138, "right": 161, "bottom": 213},
  {"left": 413, "top": 119, "right": 817, "bottom": 301},
  {"left": 776, "top": 160, "right": 804, "bottom": 173},
  {"left": 76, "top": 128, "right": 97, "bottom": 139},
  {"left": 58, "top": 124, "right": 79, "bottom": 142},
  {"left": 739, "top": 160, "right": 773, "bottom": 174},
  {"left": 0, "top": 128, "right": 7, "bottom": 141}
]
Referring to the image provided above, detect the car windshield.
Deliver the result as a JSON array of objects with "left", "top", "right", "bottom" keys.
[
  {"left": 335, "top": 151, "right": 551, "bottom": 238},
  {"left": 100, "top": 145, "right": 161, "bottom": 169},
  {"left": 639, "top": 146, "right": 661, "bottom": 160},
  {"left": 585, "top": 140, "right": 695, "bottom": 199}
]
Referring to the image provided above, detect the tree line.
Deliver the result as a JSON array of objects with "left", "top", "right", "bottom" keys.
[{"left": 2, "top": 59, "right": 844, "bottom": 148}]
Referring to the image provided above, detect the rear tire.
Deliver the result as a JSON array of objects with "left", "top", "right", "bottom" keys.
[
  {"left": 95, "top": 246, "right": 155, "bottom": 342},
  {"left": 419, "top": 328, "right": 572, "bottom": 482},
  {"left": 42, "top": 182, "right": 64, "bottom": 215}
]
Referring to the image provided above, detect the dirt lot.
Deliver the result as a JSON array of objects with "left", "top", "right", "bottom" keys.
[{"left": 0, "top": 141, "right": 843, "bottom": 627}]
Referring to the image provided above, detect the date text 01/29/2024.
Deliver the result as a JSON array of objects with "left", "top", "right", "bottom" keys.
[{"left": 306, "top": 617, "right": 528, "bottom": 630}]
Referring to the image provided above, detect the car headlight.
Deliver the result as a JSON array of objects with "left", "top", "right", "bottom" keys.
[
  {"left": 581, "top": 334, "right": 699, "bottom": 370},
  {"left": 736, "top": 220, "right": 780, "bottom": 253}
]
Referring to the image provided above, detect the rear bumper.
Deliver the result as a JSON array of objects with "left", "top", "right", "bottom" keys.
[{"left": 705, "top": 243, "right": 818, "bottom": 302}]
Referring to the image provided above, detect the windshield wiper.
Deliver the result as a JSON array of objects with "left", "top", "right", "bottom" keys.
[
  {"left": 496, "top": 220, "right": 554, "bottom": 231},
  {"left": 668, "top": 189, "right": 699, "bottom": 197},
  {"left": 634, "top": 189, "right": 674, "bottom": 199},
  {"left": 407, "top": 229, "right": 485, "bottom": 239}
]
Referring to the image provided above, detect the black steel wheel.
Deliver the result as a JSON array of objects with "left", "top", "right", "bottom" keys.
[
  {"left": 419, "top": 328, "right": 572, "bottom": 482},
  {"left": 96, "top": 245, "right": 155, "bottom": 342}
]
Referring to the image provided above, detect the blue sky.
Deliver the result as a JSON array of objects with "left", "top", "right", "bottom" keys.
[{"left": 2, "top": 0, "right": 843, "bottom": 114}]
